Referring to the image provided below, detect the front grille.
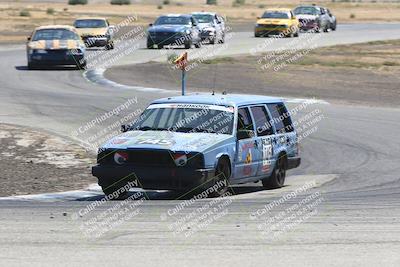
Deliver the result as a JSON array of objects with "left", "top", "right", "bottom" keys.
[
  {"left": 260, "top": 24, "right": 287, "bottom": 28},
  {"left": 97, "top": 149, "right": 204, "bottom": 168}
]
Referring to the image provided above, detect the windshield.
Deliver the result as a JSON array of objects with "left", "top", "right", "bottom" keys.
[
  {"left": 192, "top": 14, "right": 213, "bottom": 23},
  {"left": 131, "top": 104, "right": 234, "bottom": 135},
  {"left": 154, "top": 16, "right": 191, "bottom": 25},
  {"left": 294, "top": 7, "right": 318, "bottom": 15},
  {"left": 32, "top": 29, "right": 80, "bottom": 41},
  {"left": 74, "top": 19, "right": 107, "bottom": 28},
  {"left": 262, "top": 11, "right": 290, "bottom": 19}
]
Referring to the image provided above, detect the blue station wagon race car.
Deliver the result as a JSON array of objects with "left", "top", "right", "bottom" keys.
[{"left": 92, "top": 94, "right": 301, "bottom": 198}]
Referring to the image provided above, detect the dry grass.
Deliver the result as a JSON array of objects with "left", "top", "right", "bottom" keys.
[{"left": 1, "top": 1, "right": 400, "bottom": 43}]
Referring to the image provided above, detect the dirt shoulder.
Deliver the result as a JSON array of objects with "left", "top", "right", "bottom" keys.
[
  {"left": 105, "top": 40, "right": 400, "bottom": 107},
  {"left": 0, "top": 124, "right": 96, "bottom": 197}
]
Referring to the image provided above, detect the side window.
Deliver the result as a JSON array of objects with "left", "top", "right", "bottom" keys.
[
  {"left": 267, "top": 103, "right": 294, "bottom": 133},
  {"left": 237, "top": 107, "right": 254, "bottom": 139},
  {"left": 250, "top": 106, "right": 273, "bottom": 136}
]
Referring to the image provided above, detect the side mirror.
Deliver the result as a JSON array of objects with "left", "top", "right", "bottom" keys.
[
  {"left": 257, "top": 16, "right": 261, "bottom": 19},
  {"left": 27, "top": 36, "right": 31, "bottom": 41},
  {"left": 121, "top": 124, "right": 129, "bottom": 133},
  {"left": 149, "top": 23, "right": 153, "bottom": 27},
  {"left": 237, "top": 130, "right": 254, "bottom": 140}
]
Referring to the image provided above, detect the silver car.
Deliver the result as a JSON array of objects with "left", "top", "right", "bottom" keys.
[{"left": 191, "top": 12, "right": 226, "bottom": 44}]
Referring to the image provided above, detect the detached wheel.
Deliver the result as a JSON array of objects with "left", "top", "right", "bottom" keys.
[
  {"left": 208, "top": 157, "right": 231, "bottom": 198},
  {"left": 262, "top": 155, "right": 287, "bottom": 189}
]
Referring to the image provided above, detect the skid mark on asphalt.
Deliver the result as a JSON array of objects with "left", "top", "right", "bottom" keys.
[
  {"left": 0, "top": 174, "right": 336, "bottom": 202},
  {"left": 83, "top": 68, "right": 329, "bottom": 105}
]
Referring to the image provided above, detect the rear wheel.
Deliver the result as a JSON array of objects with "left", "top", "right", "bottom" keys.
[{"left": 262, "top": 155, "right": 287, "bottom": 189}]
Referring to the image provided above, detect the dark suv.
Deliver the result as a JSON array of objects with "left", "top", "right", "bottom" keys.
[{"left": 147, "top": 14, "right": 202, "bottom": 49}]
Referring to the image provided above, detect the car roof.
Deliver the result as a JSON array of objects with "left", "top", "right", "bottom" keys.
[
  {"left": 35, "top": 25, "right": 76, "bottom": 31},
  {"left": 295, "top": 5, "right": 320, "bottom": 9},
  {"left": 192, "top": 12, "right": 216, "bottom": 16},
  {"left": 264, "top": 8, "right": 292, "bottom": 12},
  {"left": 151, "top": 94, "right": 283, "bottom": 107},
  {"left": 162, "top": 14, "right": 192, "bottom": 18},
  {"left": 74, "top": 17, "right": 107, "bottom": 20}
]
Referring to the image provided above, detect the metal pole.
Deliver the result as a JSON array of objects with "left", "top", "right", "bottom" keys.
[{"left": 182, "top": 68, "right": 186, "bottom": 96}]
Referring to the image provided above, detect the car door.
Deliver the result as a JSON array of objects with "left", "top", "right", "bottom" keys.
[
  {"left": 248, "top": 105, "right": 275, "bottom": 177},
  {"left": 234, "top": 107, "right": 260, "bottom": 179},
  {"left": 266, "top": 103, "right": 297, "bottom": 162}
]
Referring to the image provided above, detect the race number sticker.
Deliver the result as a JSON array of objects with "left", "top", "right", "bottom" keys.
[
  {"left": 136, "top": 139, "right": 173, "bottom": 146},
  {"left": 261, "top": 138, "right": 273, "bottom": 172}
]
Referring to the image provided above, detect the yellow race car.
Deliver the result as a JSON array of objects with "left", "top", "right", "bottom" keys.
[
  {"left": 26, "top": 25, "right": 86, "bottom": 69},
  {"left": 254, "top": 8, "right": 300, "bottom": 38},
  {"left": 74, "top": 17, "right": 115, "bottom": 50}
]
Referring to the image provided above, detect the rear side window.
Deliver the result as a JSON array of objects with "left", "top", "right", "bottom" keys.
[
  {"left": 250, "top": 106, "right": 273, "bottom": 136},
  {"left": 237, "top": 107, "right": 254, "bottom": 132},
  {"left": 267, "top": 103, "right": 293, "bottom": 133}
]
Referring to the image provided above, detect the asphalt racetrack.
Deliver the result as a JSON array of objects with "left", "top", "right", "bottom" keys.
[{"left": 0, "top": 24, "right": 400, "bottom": 266}]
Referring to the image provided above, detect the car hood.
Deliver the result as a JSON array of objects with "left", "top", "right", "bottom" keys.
[
  {"left": 102, "top": 130, "right": 233, "bottom": 152},
  {"left": 149, "top": 25, "right": 189, "bottom": 33},
  {"left": 295, "top": 14, "right": 318, "bottom": 20},
  {"left": 76, "top": 28, "right": 108, "bottom": 36},
  {"left": 27, "top": 39, "right": 83, "bottom": 50},
  {"left": 257, "top": 18, "right": 291, "bottom": 25}
]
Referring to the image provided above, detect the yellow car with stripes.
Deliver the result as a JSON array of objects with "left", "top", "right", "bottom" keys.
[
  {"left": 27, "top": 25, "right": 86, "bottom": 69},
  {"left": 255, "top": 8, "right": 300, "bottom": 38}
]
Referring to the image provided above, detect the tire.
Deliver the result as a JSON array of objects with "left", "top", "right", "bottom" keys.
[
  {"left": 254, "top": 32, "right": 261, "bottom": 38},
  {"left": 194, "top": 41, "right": 201, "bottom": 48},
  {"left": 332, "top": 22, "right": 337, "bottom": 31},
  {"left": 105, "top": 42, "right": 114, "bottom": 50},
  {"left": 77, "top": 60, "right": 86, "bottom": 70},
  {"left": 101, "top": 185, "right": 128, "bottom": 200},
  {"left": 262, "top": 155, "right": 287, "bottom": 189},
  {"left": 294, "top": 30, "right": 299, "bottom": 37},
  {"left": 207, "top": 157, "right": 231, "bottom": 198},
  {"left": 219, "top": 33, "right": 225, "bottom": 43},
  {"left": 27, "top": 62, "right": 38, "bottom": 70},
  {"left": 147, "top": 39, "right": 154, "bottom": 49},
  {"left": 184, "top": 40, "right": 192, "bottom": 49},
  {"left": 209, "top": 37, "right": 216, "bottom": 45}
]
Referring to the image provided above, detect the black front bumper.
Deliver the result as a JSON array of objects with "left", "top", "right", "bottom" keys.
[
  {"left": 287, "top": 157, "right": 301, "bottom": 170},
  {"left": 92, "top": 164, "right": 215, "bottom": 191},
  {"left": 28, "top": 51, "right": 84, "bottom": 66}
]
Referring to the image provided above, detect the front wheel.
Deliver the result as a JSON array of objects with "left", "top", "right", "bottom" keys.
[
  {"left": 184, "top": 40, "right": 192, "bottom": 49},
  {"left": 262, "top": 156, "right": 286, "bottom": 189},
  {"left": 105, "top": 42, "right": 114, "bottom": 50},
  {"left": 207, "top": 158, "right": 231, "bottom": 198},
  {"left": 194, "top": 41, "right": 201, "bottom": 48}
]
